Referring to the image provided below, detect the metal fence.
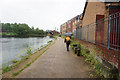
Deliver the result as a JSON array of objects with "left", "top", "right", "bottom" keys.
[{"left": 76, "top": 11, "right": 120, "bottom": 52}]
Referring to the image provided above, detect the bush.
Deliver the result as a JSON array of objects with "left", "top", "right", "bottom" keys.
[
  {"left": 2, "top": 67, "right": 11, "bottom": 74},
  {"left": 2, "top": 32, "right": 17, "bottom": 36},
  {"left": 12, "top": 59, "right": 18, "bottom": 63},
  {"left": 70, "top": 38, "right": 103, "bottom": 77},
  {"left": 26, "top": 47, "right": 32, "bottom": 55},
  {"left": 47, "top": 40, "right": 53, "bottom": 43}
]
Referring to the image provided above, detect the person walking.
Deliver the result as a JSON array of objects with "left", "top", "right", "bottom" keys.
[{"left": 64, "top": 36, "right": 71, "bottom": 51}]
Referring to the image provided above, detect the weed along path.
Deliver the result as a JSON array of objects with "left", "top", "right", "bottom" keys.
[{"left": 15, "top": 37, "right": 90, "bottom": 78}]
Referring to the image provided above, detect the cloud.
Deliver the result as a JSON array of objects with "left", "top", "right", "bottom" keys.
[{"left": 0, "top": 0, "right": 85, "bottom": 31}]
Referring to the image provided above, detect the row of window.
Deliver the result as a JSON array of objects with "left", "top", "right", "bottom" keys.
[{"left": 72, "top": 17, "right": 81, "bottom": 25}]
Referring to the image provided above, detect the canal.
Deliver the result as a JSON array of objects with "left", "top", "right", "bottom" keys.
[{"left": 0, "top": 36, "right": 53, "bottom": 68}]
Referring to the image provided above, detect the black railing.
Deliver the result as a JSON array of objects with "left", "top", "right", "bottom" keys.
[{"left": 76, "top": 11, "right": 120, "bottom": 52}]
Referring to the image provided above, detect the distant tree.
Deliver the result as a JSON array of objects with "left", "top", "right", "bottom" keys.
[
  {"left": 35, "top": 28, "right": 39, "bottom": 34},
  {"left": 2, "top": 23, "right": 11, "bottom": 32},
  {"left": 17, "top": 24, "right": 30, "bottom": 35},
  {"left": 12, "top": 23, "right": 19, "bottom": 34},
  {"left": 29, "top": 26, "right": 35, "bottom": 34},
  {"left": 1, "top": 23, "right": 46, "bottom": 36}
]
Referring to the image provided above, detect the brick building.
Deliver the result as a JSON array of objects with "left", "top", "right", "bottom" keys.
[
  {"left": 82, "top": 1, "right": 106, "bottom": 42},
  {"left": 76, "top": 14, "right": 83, "bottom": 39},
  {"left": 60, "top": 23, "right": 66, "bottom": 34},
  {"left": 60, "top": 15, "right": 80, "bottom": 35},
  {"left": 72, "top": 15, "right": 80, "bottom": 36},
  {"left": 75, "top": 0, "right": 120, "bottom": 69},
  {"left": 60, "top": 0, "right": 120, "bottom": 76},
  {"left": 52, "top": 30, "right": 60, "bottom": 35},
  {"left": 81, "top": 0, "right": 120, "bottom": 47},
  {"left": 66, "top": 20, "right": 73, "bottom": 33}
]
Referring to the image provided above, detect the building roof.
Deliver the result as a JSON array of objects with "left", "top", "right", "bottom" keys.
[
  {"left": 81, "top": 0, "right": 88, "bottom": 20},
  {"left": 82, "top": 0, "right": 120, "bottom": 20},
  {"left": 105, "top": 0, "right": 120, "bottom": 2}
]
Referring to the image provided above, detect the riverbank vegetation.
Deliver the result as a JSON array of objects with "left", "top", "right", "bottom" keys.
[
  {"left": 2, "top": 37, "right": 57, "bottom": 78},
  {"left": 1, "top": 23, "right": 46, "bottom": 37},
  {"left": 69, "top": 37, "right": 104, "bottom": 78},
  {"left": 60, "top": 35, "right": 103, "bottom": 78}
]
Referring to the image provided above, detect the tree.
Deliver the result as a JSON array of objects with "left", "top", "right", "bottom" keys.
[{"left": 1, "top": 23, "right": 46, "bottom": 36}]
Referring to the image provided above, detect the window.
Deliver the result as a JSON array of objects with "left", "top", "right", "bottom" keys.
[
  {"left": 69, "top": 28, "right": 70, "bottom": 32},
  {"left": 78, "top": 18, "right": 79, "bottom": 22},
  {"left": 69, "top": 25, "right": 70, "bottom": 28},
  {"left": 73, "top": 22, "right": 74, "bottom": 25}
]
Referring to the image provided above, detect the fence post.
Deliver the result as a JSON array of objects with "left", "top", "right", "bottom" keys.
[
  {"left": 87, "top": 25, "right": 89, "bottom": 41},
  {"left": 108, "top": 15, "right": 111, "bottom": 49},
  {"left": 81, "top": 27, "right": 82, "bottom": 40}
]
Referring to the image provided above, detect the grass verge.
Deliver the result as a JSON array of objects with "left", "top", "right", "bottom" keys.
[
  {"left": 12, "top": 47, "right": 50, "bottom": 77},
  {"left": 2, "top": 38, "right": 57, "bottom": 77},
  {"left": 70, "top": 38, "right": 103, "bottom": 78},
  {"left": 11, "top": 41, "right": 56, "bottom": 77}
]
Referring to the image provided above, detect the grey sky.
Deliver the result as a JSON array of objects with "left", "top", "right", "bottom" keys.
[{"left": 0, "top": 0, "right": 86, "bottom": 31}]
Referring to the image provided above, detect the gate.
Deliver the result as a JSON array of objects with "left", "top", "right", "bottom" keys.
[
  {"left": 95, "top": 15, "right": 104, "bottom": 45},
  {"left": 108, "top": 7, "right": 120, "bottom": 51}
]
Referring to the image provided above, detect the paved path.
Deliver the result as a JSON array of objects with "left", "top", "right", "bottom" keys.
[{"left": 16, "top": 37, "right": 90, "bottom": 78}]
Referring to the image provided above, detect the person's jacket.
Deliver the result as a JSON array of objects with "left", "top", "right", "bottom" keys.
[{"left": 64, "top": 36, "right": 71, "bottom": 44}]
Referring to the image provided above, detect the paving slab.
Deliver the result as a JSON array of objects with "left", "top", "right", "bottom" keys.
[{"left": 16, "top": 37, "right": 90, "bottom": 78}]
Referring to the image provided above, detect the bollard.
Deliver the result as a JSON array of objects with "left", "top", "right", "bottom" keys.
[
  {"left": 77, "top": 47, "right": 81, "bottom": 56},
  {"left": 73, "top": 44, "right": 79, "bottom": 54},
  {"left": 73, "top": 44, "right": 77, "bottom": 47},
  {"left": 74, "top": 47, "right": 78, "bottom": 54}
]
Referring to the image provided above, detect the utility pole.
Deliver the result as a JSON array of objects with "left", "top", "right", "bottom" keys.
[
  {"left": 55, "top": 27, "right": 56, "bottom": 35},
  {"left": 0, "top": 20, "right": 2, "bottom": 38},
  {"left": 55, "top": 27, "right": 56, "bottom": 31},
  {"left": 0, "top": 21, "right": 1, "bottom": 33}
]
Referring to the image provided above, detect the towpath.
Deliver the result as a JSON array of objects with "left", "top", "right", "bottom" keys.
[{"left": 16, "top": 37, "right": 90, "bottom": 78}]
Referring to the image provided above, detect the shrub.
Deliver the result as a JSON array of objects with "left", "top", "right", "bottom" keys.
[
  {"left": 26, "top": 47, "right": 32, "bottom": 55},
  {"left": 2, "top": 67, "right": 11, "bottom": 74},
  {"left": 12, "top": 59, "right": 18, "bottom": 63},
  {"left": 47, "top": 40, "right": 53, "bottom": 43}
]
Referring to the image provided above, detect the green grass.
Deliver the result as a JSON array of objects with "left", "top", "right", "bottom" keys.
[
  {"left": 40, "top": 45, "right": 43, "bottom": 48},
  {"left": 2, "top": 37, "right": 55, "bottom": 77},
  {"left": 2, "top": 67, "right": 11, "bottom": 74},
  {"left": 1, "top": 32, "right": 46, "bottom": 37},
  {"left": 90, "top": 72, "right": 94, "bottom": 77},
  {"left": 61, "top": 35, "right": 65, "bottom": 38},
  {"left": 12, "top": 72, "right": 19, "bottom": 76},
  {"left": 47, "top": 40, "right": 53, "bottom": 43},
  {"left": 70, "top": 39, "right": 80, "bottom": 47},
  {"left": 53, "top": 36, "right": 57, "bottom": 40},
  {"left": 2, "top": 32, "right": 17, "bottom": 36},
  {"left": 25, "top": 34, "right": 46, "bottom": 37},
  {"left": 2, "top": 55, "right": 30, "bottom": 74},
  {"left": 2, "top": 51, "right": 32, "bottom": 74},
  {"left": 12, "top": 47, "right": 51, "bottom": 77},
  {"left": 26, "top": 47, "right": 32, "bottom": 55},
  {"left": 11, "top": 41, "right": 56, "bottom": 77},
  {"left": 26, "top": 63, "right": 31, "bottom": 67},
  {"left": 70, "top": 38, "right": 103, "bottom": 77},
  {"left": 12, "top": 59, "right": 18, "bottom": 63}
]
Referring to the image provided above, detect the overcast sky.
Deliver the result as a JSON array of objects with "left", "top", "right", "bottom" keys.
[{"left": 0, "top": 0, "right": 86, "bottom": 31}]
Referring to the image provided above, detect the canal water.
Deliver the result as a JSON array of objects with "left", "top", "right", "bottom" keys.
[{"left": 0, "top": 36, "right": 53, "bottom": 68}]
